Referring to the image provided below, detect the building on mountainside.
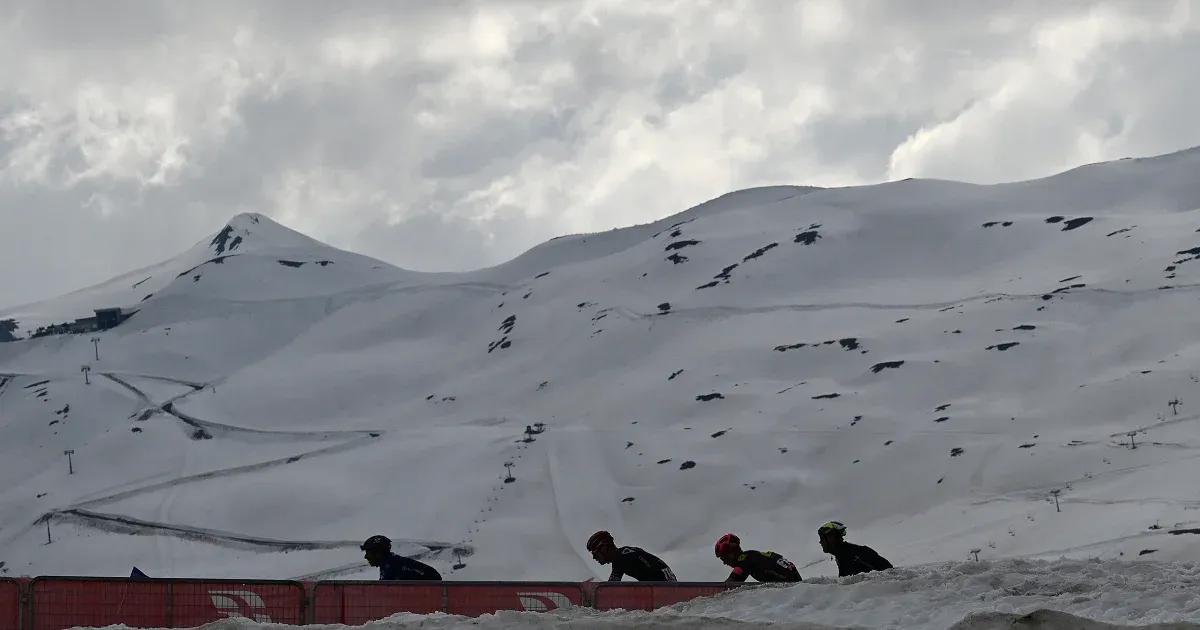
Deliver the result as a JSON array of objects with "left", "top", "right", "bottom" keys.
[
  {"left": 0, "top": 318, "right": 17, "bottom": 342},
  {"left": 93, "top": 307, "right": 136, "bottom": 330},
  {"left": 28, "top": 307, "right": 138, "bottom": 339}
]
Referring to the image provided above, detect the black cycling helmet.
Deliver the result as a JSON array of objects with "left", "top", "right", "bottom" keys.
[{"left": 361, "top": 534, "right": 392, "bottom": 552}]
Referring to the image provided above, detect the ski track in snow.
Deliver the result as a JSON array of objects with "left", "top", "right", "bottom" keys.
[{"left": 2, "top": 367, "right": 472, "bottom": 574}]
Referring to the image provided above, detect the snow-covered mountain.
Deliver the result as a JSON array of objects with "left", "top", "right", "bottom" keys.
[{"left": 5, "top": 147, "right": 1200, "bottom": 626}]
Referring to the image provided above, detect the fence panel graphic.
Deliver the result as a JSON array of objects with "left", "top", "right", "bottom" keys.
[
  {"left": 0, "top": 579, "right": 20, "bottom": 630},
  {"left": 310, "top": 581, "right": 444, "bottom": 624},
  {"left": 444, "top": 582, "right": 584, "bottom": 616},
  {"left": 169, "top": 580, "right": 304, "bottom": 626},
  {"left": 28, "top": 577, "right": 304, "bottom": 630},
  {"left": 592, "top": 582, "right": 731, "bottom": 611}
]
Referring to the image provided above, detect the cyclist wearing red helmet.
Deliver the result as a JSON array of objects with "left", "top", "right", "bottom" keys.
[
  {"left": 714, "top": 533, "right": 801, "bottom": 583},
  {"left": 586, "top": 530, "right": 677, "bottom": 582}
]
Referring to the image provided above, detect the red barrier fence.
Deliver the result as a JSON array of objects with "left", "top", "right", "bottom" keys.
[
  {"left": 445, "top": 582, "right": 583, "bottom": 616},
  {"left": 309, "top": 581, "right": 585, "bottom": 623},
  {"left": 593, "top": 582, "right": 733, "bottom": 611},
  {"left": 0, "top": 579, "right": 19, "bottom": 630},
  {"left": 28, "top": 577, "right": 304, "bottom": 630},
  {"left": 310, "top": 582, "right": 442, "bottom": 624},
  {"left": 5, "top": 577, "right": 726, "bottom": 628}
]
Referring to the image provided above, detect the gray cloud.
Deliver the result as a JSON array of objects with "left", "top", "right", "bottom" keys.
[{"left": 2, "top": 0, "right": 1200, "bottom": 309}]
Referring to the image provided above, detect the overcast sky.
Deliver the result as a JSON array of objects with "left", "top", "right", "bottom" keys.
[{"left": 2, "top": 0, "right": 1198, "bottom": 309}]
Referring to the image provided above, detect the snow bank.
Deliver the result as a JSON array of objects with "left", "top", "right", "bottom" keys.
[{"left": 673, "top": 558, "right": 1200, "bottom": 629}]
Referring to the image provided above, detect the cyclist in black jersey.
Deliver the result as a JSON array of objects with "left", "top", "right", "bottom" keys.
[
  {"left": 586, "top": 530, "right": 677, "bottom": 581},
  {"left": 714, "top": 533, "right": 801, "bottom": 583},
  {"left": 360, "top": 535, "right": 442, "bottom": 581},
  {"left": 817, "top": 521, "right": 893, "bottom": 577}
]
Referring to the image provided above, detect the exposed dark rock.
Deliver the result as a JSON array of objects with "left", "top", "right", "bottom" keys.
[
  {"left": 210, "top": 225, "right": 235, "bottom": 254},
  {"left": 714, "top": 264, "right": 738, "bottom": 282},
  {"left": 535, "top": 272, "right": 550, "bottom": 279},
  {"left": 987, "top": 342, "right": 1020, "bottom": 351},
  {"left": 794, "top": 230, "right": 821, "bottom": 245},
  {"left": 696, "top": 393, "right": 725, "bottom": 402},
  {"left": 935, "top": 404, "right": 951, "bottom": 412},
  {"left": 665, "top": 240, "right": 700, "bottom": 251},
  {"left": 742, "top": 243, "right": 779, "bottom": 262},
  {"left": 666, "top": 253, "right": 688, "bottom": 264},
  {"left": 711, "top": 430, "right": 728, "bottom": 438},
  {"left": 277, "top": 260, "right": 305, "bottom": 268},
  {"left": 950, "top": 447, "right": 964, "bottom": 457},
  {"left": 775, "top": 337, "right": 860, "bottom": 352},
  {"left": 870, "top": 360, "right": 904, "bottom": 373},
  {"left": 812, "top": 393, "right": 840, "bottom": 400},
  {"left": 669, "top": 369, "right": 683, "bottom": 380},
  {"left": 679, "top": 461, "right": 696, "bottom": 470}
]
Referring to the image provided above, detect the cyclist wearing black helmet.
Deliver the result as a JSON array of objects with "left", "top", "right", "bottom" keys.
[
  {"left": 360, "top": 534, "right": 443, "bottom": 581},
  {"left": 585, "top": 530, "right": 677, "bottom": 581},
  {"left": 817, "top": 521, "right": 892, "bottom": 577}
]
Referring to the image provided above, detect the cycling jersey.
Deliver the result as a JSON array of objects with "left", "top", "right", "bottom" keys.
[
  {"left": 725, "top": 550, "right": 801, "bottom": 583},
  {"left": 607, "top": 546, "right": 677, "bottom": 582}
]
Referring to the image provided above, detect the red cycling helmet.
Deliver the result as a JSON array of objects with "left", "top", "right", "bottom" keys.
[
  {"left": 714, "top": 533, "right": 740, "bottom": 557},
  {"left": 587, "top": 530, "right": 614, "bottom": 552}
]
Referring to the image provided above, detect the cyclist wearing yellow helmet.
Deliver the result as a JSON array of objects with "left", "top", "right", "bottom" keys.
[{"left": 817, "top": 521, "right": 892, "bottom": 577}]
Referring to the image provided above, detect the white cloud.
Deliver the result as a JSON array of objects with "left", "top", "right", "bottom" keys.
[{"left": 2, "top": 0, "right": 1200, "bottom": 309}]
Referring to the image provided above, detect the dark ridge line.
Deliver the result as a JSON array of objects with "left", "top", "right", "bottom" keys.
[{"left": 46, "top": 508, "right": 473, "bottom": 556}]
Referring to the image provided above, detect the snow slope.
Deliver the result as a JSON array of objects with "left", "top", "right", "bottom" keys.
[{"left": 6, "top": 147, "right": 1200, "bottom": 626}]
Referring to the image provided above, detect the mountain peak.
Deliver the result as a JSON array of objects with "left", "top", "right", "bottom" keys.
[{"left": 206, "top": 212, "right": 325, "bottom": 256}]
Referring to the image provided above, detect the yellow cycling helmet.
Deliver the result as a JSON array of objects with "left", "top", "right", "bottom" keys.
[{"left": 818, "top": 521, "right": 847, "bottom": 537}]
